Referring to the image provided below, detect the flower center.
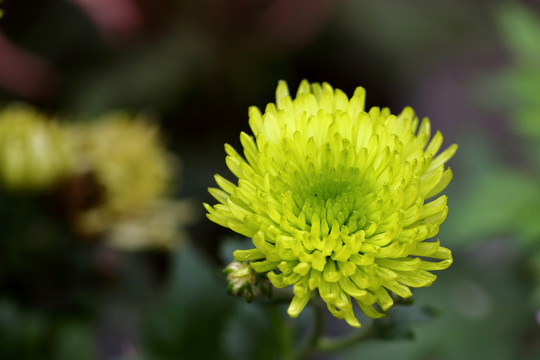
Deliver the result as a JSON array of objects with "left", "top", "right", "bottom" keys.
[{"left": 292, "top": 176, "right": 373, "bottom": 232}]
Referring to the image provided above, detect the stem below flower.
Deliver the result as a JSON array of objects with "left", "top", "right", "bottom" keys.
[
  {"left": 267, "top": 305, "right": 294, "bottom": 360},
  {"left": 315, "top": 325, "right": 375, "bottom": 354},
  {"left": 296, "top": 295, "right": 326, "bottom": 360},
  {"left": 266, "top": 290, "right": 374, "bottom": 358}
]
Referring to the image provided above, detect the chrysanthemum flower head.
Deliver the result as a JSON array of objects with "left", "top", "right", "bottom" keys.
[
  {"left": 205, "top": 80, "right": 457, "bottom": 327},
  {"left": 0, "top": 104, "right": 72, "bottom": 191}
]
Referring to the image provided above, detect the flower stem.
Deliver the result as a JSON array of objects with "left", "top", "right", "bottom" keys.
[
  {"left": 296, "top": 296, "right": 326, "bottom": 360},
  {"left": 265, "top": 290, "right": 374, "bottom": 358},
  {"left": 315, "top": 325, "right": 375, "bottom": 354},
  {"left": 267, "top": 305, "right": 294, "bottom": 360}
]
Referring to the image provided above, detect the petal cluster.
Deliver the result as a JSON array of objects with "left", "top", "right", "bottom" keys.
[
  {"left": 68, "top": 112, "right": 174, "bottom": 217},
  {"left": 0, "top": 104, "right": 72, "bottom": 191},
  {"left": 68, "top": 112, "right": 183, "bottom": 249},
  {"left": 205, "top": 80, "right": 456, "bottom": 327}
]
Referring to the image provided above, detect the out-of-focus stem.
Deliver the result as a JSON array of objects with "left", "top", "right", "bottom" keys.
[
  {"left": 316, "top": 325, "right": 375, "bottom": 354},
  {"left": 296, "top": 295, "right": 325, "bottom": 360}
]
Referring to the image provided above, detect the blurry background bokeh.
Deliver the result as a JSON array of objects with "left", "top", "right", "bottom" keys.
[{"left": 2, "top": 0, "right": 540, "bottom": 359}]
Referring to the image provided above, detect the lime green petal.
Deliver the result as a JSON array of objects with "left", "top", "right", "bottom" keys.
[
  {"left": 375, "top": 287, "right": 394, "bottom": 310},
  {"left": 296, "top": 79, "right": 312, "bottom": 97},
  {"left": 419, "top": 195, "right": 447, "bottom": 220},
  {"left": 233, "top": 248, "right": 266, "bottom": 261},
  {"left": 339, "top": 277, "right": 368, "bottom": 298},
  {"left": 357, "top": 300, "right": 385, "bottom": 319},
  {"left": 384, "top": 280, "right": 413, "bottom": 298},
  {"left": 395, "top": 270, "right": 437, "bottom": 287},
  {"left": 208, "top": 187, "right": 229, "bottom": 204},
  {"left": 287, "top": 291, "right": 312, "bottom": 318},
  {"left": 214, "top": 174, "right": 236, "bottom": 194},
  {"left": 419, "top": 257, "right": 453, "bottom": 270},
  {"left": 425, "top": 131, "right": 443, "bottom": 155},
  {"left": 323, "top": 260, "right": 342, "bottom": 282},
  {"left": 276, "top": 80, "right": 291, "bottom": 108},
  {"left": 344, "top": 311, "right": 361, "bottom": 328},
  {"left": 375, "top": 257, "right": 421, "bottom": 271},
  {"left": 425, "top": 167, "right": 453, "bottom": 199},
  {"left": 251, "top": 260, "right": 280, "bottom": 272},
  {"left": 409, "top": 240, "right": 441, "bottom": 257},
  {"left": 430, "top": 144, "right": 458, "bottom": 170}
]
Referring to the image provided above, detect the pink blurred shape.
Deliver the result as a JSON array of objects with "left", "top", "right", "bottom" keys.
[
  {"left": 0, "top": 32, "right": 57, "bottom": 100},
  {"left": 67, "top": 0, "right": 143, "bottom": 39},
  {"left": 259, "top": 0, "right": 338, "bottom": 48}
]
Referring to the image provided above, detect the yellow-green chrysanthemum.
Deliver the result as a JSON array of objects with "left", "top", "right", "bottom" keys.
[
  {"left": 205, "top": 80, "right": 457, "bottom": 327},
  {"left": 0, "top": 103, "right": 72, "bottom": 191}
]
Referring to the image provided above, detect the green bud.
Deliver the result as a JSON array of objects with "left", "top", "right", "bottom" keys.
[{"left": 223, "top": 261, "right": 272, "bottom": 302}]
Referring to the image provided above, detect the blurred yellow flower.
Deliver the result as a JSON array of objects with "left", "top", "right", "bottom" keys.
[
  {"left": 69, "top": 112, "right": 184, "bottom": 249},
  {"left": 106, "top": 199, "right": 195, "bottom": 250},
  {"left": 0, "top": 103, "right": 72, "bottom": 191}
]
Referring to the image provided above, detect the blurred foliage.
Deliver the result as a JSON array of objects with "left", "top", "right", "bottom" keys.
[
  {"left": 442, "top": 4, "right": 540, "bottom": 358},
  {"left": 497, "top": 4, "right": 540, "bottom": 140},
  {"left": 141, "top": 245, "right": 284, "bottom": 360},
  {"left": 447, "top": 3, "right": 540, "bottom": 266},
  {"left": 445, "top": 139, "right": 540, "bottom": 246}
]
